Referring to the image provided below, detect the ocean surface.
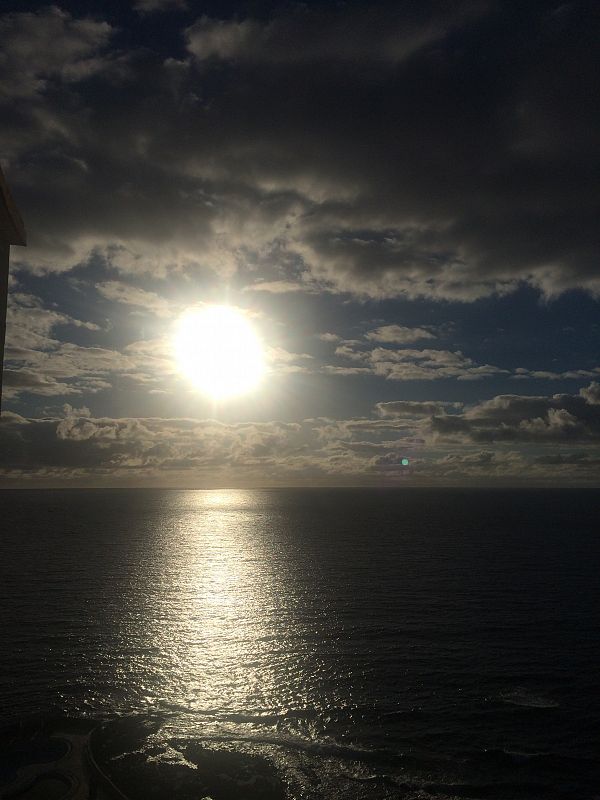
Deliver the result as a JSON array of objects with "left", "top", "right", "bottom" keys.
[{"left": 1, "top": 488, "right": 599, "bottom": 799}]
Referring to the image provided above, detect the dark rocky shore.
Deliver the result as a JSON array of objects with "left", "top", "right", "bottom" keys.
[
  {"left": 92, "top": 716, "right": 288, "bottom": 800},
  {"left": 0, "top": 714, "right": 288, "bottom": 800}
]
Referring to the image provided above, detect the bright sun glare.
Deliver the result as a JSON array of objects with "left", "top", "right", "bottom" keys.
[{"left": 174, "top": 305, "right": 266, "bottom": 400}]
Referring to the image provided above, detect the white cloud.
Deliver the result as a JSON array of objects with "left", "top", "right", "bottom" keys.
[
  {"left": 331, "top": 344, "right": 509, "bottom": 381},
  {"left": 96, "top": 281, "right": 176, "bottom": 318},
  {"left": 376, "top": 400, "right": 463, "bottom": 417},
  {"left": 365, "top": 325, "right": 436, "bottom": 344},
  {"left": 4, "top": 291, "right": 170, "bottom": 399},
  {"left": 318, "top": 333, "right": 341, "bottom": 343},
  {"left": 6, "top": 291, "right": 100, "bottom": 353}
]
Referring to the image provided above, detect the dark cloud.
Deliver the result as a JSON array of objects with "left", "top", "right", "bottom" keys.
[
  {"left": 0, "top": 2, "right": 598, "bottom": 300},
  {"left": 535, "top": 452, "right": 600, "bottom": 466},
  {"left": 0, "top": 6, "right": 112, "bottom": 99},
  {"left": 134, "top": 0, "right": 187, "bottom": 15},
  {"left": 429, "top": 382, "right": 600, "bottom": 443},
  {"left": 2, "top": 368, "right": 79, "bottom": 397},
  {"left": 185, "top": 3, "right": 487, "bottom": 65}
]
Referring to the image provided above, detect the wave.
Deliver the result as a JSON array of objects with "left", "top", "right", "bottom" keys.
[{"left": 498, "top": 690, "right": 559, "bottom": 708}]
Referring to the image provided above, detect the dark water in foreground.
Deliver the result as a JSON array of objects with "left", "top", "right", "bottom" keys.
[{"left": 1, "top": 488, "right": 599, "bottom": 799}]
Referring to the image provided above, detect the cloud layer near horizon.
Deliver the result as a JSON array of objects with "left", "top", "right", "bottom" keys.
[
  {"left": 1, "top": 2, "right": 599, "bottom": 300},
  {"left": 3, "top": 382, "right": 600, "bottom": 486}
]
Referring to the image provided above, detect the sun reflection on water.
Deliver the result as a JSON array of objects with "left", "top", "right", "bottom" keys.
[
  {"left": 150, "top": 491, "right": 317, "bottom": 723},
  {"left": 93, "top": 489, "right": 349, "bottom": 758}
]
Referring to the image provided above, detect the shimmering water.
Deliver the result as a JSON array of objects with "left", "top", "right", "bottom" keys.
[{"left": 1, "top": 488, "right": 600, "bottom": 798}]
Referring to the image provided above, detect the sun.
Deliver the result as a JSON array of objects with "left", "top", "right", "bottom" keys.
[{"left": 173, "top": 305, "right": 266, "bottom": 400}]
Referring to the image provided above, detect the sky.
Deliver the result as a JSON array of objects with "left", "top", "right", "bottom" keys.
[{"left": 1, "top": 0, "right": 600, "bottom": 487}]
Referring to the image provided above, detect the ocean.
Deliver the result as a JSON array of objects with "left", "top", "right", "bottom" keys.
[{"left": 1, "top": 488, "right": 599, "bottom": 799}]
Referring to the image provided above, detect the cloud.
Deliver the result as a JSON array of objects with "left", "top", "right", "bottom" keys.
[
  {"left": 2, "top": 368, "right": 81, "bottom": 398},
  {"left": 429, "top": 382, "right": 600, "bottom": 443},
  {"left": 0, "top": 6, "right": 112, "bottom": 99},
  {"left": 0, "top": 405, "right": 478, "bottom": 483},
  {"left": 419, "top": 449, "right": 517, "bottom": 473},
  {"left": 6, "top": 290, "right": 100, "bottom": 353},
  {"left": 96, "top": 281, "right": 176, "bottom": 318},
  {"left": 2, "top": 399, "right": 599, "bottom": 486},
  {"left": 318, "top": 325, "right": 507, "bottom": 382},
  {"left": 365, "top": 325, "right": 436, "bottom": 344},
  {"left": 578, "top": 381, "right": 600, "bottom": 405},
  {"left": 0, "top": 409, "right": 324, "bottom": 482},
  {"left": 334, "top": 344, "right": 368, "bottom": 363},
  {"left": 266, "top": 346, "right": 313, "bottom": 374},
  {"left": 244, "top": 280, "right": 316, "bottom": 294},
  {"left": 318, "top": 333, "right": 341, "bottom": 343},
  {"left": 3, "top": 290, "right": 173, "bottom": 399},
  {"left": 534, "top": 452, "right": 600, "bottom": 466},
  {"left": 376, "top": 400, "right": 463, "bottom": 417},
  {"left": 371, "top": 348, "right": 508, "bottom": 382},
  {"left": 134, "top": 0, "right": 187, "bottom": 14},
  {"left": 512, "top": 367, "right": 600, "bottom": 380},
  {"left": 321, "top": 365, "right": 374, "bottom": 377},
  {"left": 331, "top": 343, "right": 508, "bottom": 381},
  {"left": 185, "top": 4, "right": 487, "bottom": 64},
  {"left": 0, "top": 3, "right": 598, "bottom": 300}
]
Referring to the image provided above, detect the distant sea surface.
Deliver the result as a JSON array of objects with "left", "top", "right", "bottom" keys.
[{"left": 1, "top": 488, "right": 600, "bottom": 799}]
